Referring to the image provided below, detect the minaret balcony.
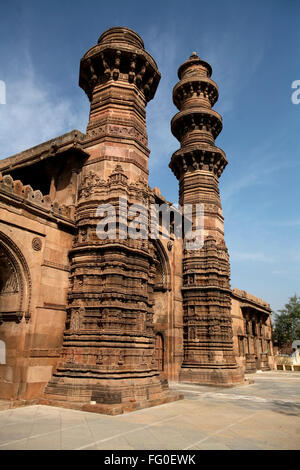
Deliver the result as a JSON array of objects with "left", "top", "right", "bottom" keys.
[
  {"left": 79, "top": 27, "right": 160, "bottom": 103},
  {"left": 169, "top": 146, "right": 228, "bottom": 179},
  {"left": 171, "top": 108, "right": 223, "bottom": 142},
  {"left": 173, "top": 77, "right": 219, "bottom": 110}
]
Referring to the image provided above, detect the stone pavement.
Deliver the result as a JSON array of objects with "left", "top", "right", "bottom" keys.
[{"left": 0, "top": 371, "right": 299, "bottom": 450}]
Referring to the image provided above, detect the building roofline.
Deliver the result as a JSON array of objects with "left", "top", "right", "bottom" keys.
[
  {"left": 232, "top": 287, "right": 271, "bottom": 313},
  {"left": 0, "top": 130, "right": 88, "bottom": 173}
]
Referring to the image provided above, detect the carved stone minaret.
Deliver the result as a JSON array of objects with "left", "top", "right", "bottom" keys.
[
  {"left": 79, "top": 26, "right": 161, "bottom": 183},
  {"left": 169, "top": 53, "right": 243, "bottom": 385},
  {"left": 44, "top": 27, "right": 179, "bottom": 413}
]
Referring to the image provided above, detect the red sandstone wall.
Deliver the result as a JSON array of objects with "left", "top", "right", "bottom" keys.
[{"left": 0, "top": 185, "right": 73, "bottom": 400}]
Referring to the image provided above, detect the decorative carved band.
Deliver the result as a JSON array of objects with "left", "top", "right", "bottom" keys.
[
  {"left": 171, "top": 109, "right": 222, "bottom": 141},
  {"left": 170, "top": 148, "right": 227, "bottom": 179},
  {"left": 83, "top": 155, "right": 149, "bottom": 176},
  {"left": 173, "top": 77, "right": 218, "bottom": 109},
  {"left": 86, "top": 123, "right": 148, "bottom": 147},
  {"left": 80, "top": 47, "right": 160, "bottom": 102}
]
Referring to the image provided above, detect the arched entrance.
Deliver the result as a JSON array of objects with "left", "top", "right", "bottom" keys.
[
  {"left": 0, "top": 232, "right": 31, "bottom": 324},
  {"left": 155, "top": 333, "right": 164, "bottom": 372}
]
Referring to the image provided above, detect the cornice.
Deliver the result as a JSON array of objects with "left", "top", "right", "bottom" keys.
[{"left": 79, "top": 29, "right": 160, "bottom": 103}]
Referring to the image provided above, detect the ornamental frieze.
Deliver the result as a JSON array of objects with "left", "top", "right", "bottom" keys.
[{"left": 86, "top": 124, "right": 147, "bottom": 146}]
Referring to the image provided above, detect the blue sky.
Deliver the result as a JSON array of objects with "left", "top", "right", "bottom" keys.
[{"left": 0, "top": 0, "right": 299, "bottom": 313}]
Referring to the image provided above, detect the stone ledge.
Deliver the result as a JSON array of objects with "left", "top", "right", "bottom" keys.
[
  {"left": 0, "top": 130, "right": 86, "bottom": 172},
  {"left": 0, "top": 172, "right": 75, "bottom": 222},
  {"left": 232, "top": 288, "right": 271, "bottom": 311},
  {"left": 38, "top": 391, "right": 183, "bottom": 416}
]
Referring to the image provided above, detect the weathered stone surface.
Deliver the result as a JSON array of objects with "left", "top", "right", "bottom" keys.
[
  {"left": 43, "top": 27, "right": 179, "bottom": 411},
  {"left": 170, "top": 53, "right": 244, "bottom": 386},
  {"left": 0, "top": 27, "right": 274, "bottom": 412}
]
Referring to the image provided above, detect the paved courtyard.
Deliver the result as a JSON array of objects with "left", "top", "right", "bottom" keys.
[{"left": 0, "top": 371, "right": 299, "bottom": 450}]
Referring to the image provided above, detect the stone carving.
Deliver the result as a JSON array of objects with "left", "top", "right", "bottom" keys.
[
  {"left": 44, "top": 27, "right": 175, "bottom": 412},
  {"left": 79, "top": 27, "right": 161, "bottom": 103},
  {"left": 0, "top": 251, "right": 18, "bottom": 293},
  {"left": 170, "top": 52, "right": 243, "bottom": 386},
  {"left": 32, "top": 237, "right": 42, "bottom": 251},
  {"left": 108, "top": 164, "right": 128, "bottom": 185},
  {"left": 0, "top": 26, "right": 274, "bottom": 408},
  {"left": 118, "top": 350, "right": 125, "bottom": 365},
  {"left": 78, "top": 171, "right": 105, "bottom": 199},
  {"left": 70, "top": 310, "right": 81, "bottom": 331},
  {"left": 87, "top": 124, "right": 148, "bottom": 146},
  {"left": 0, "top": 233, "right": 32, "bottom": 324}
]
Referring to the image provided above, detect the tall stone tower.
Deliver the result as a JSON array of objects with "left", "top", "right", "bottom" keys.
[
  {"left": 169, "top": 53, "right": 243, "bottom": 385},
  {"left": 45, "top": 27, "right": 179, "bottom": 413}
]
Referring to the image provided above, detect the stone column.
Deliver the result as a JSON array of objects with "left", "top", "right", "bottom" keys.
[
  {"left": 44, "top": 28, "right": 179, "bottom": 413},
  {"left": 80, "top": 27, "right": 160, "bottom": 184},
  {"left": 169, "top": 53, "right": 243, "bottom": 386}
]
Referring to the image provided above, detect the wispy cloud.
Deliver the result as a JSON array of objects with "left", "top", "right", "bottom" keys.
[
  {"left": 231, "top": 251, "right": 274, "bottom": 263},
  {"left": 200, "top": 31, "right": 267, "bottom": 115},
  {"left": 0, "top": 52, "right": 87, "bottom": 159},
  {"left": 144, "top": 26, "right": 184, "bottom": 170},
  {"left": 291, "top": 252, "right": 300, "bottom": 262},
  {"left": 221, "top": 133, "right": 299, "bottom": 204},
  {"left": 272, "top": 270, "right": 287, "bottom": 275},
  {"left": 270, "top": 220, "right": 300, "bottom": 228}
]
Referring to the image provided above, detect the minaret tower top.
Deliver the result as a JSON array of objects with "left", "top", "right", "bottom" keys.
[
  {"left": 79, "top": 27, "right": 161, "bottom": 183},
  {"left": 97, "top": 27, "right": 145, "bottom": 49},
  {"left": 170, "top": 53, "right": 228, "bottom": 181},
  {"left": 177, "top": 52, "right": 212, "bottom": 80},
  {"left": 79, "top": 27, "right": 160, "bottom": 102}
]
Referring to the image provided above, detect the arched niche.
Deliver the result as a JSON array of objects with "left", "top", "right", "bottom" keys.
[
  {"left": 236, "top": 326, "right": 243, "bottom": 336},
  {"left": 152, "top": 239, "right": 171, "bottom": 292},
  {"left": 0, "top": 232, "right": 31, "bottom": 324}
]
